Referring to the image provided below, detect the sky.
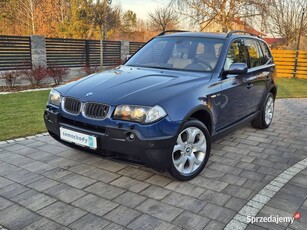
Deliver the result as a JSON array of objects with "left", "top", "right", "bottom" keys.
[{"left": 112, "top": 0, "right": 171, "bottom": 21}]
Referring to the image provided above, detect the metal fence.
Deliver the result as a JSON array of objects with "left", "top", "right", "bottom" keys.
[
  {"left": 129, "top": 42, "right": 145, "bottom": 55},
  {"left": 0, "top": 35, "right": 32, "bottom": 71},
  {"left": 46, "top": 38, "right": 121, "bottom": 68},
  {"left": 0, "top": 36, "right": 144, "bottom": 71}
]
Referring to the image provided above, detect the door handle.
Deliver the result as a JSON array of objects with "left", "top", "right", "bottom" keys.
[{"left": 246, "top": 81, "right": 253, "bottom": 89}]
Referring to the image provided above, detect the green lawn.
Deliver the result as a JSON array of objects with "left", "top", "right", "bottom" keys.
[
  {"left": 0, "top": 90, "right": 49, "bottom": 141},
  {"left": 0, "top": 77, "right": 306, "bottom": 141},
  {"left": 277, "top": 78, "right": 307, "bottom": 98}
]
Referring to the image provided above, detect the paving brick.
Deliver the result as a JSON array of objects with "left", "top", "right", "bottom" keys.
[
  {"left": 69, "top": 213, "right": 110, "bottom": 230},
  {"left": 289, "top": 174, "right": 307, "bottom": 188},
  {"left": 208, "top": 163, "right": 242, "bottom": 175},
  {"left": 223, "top": 184, "right": 253, "bottom": 199},
  {"left": 239, "top": 170, "right": 266, "bottom": 182},
  {"left": 68, "top": 164, "right": 96, "bottom": 174},
  {"left": 104, "top": 205, "right": 141, "bottom": 225},
  {"left": 220, "top": 174, "right": 247, "bottom": 186},
  {"left": 140, "top": 185, "right": 172, "bottom": 200},
  {"left": 44, "top": 184, "right": 86, "bottom": 203},
  {"left": 37, "top": 144, "right": 67, "bottom": 154},
  {"left": 77, "top": 155, "right": 103, "bottom": 165},
  {"left": 16, "top": 147, "right": 42, "bottom": 156},
  {"left": 136, "top": 198, "right": 182, "bottom": 222},
  {"left": 42, "top": 168, "right": 72, "bottom": 180},
  {"left": 0, "top": 162, "right": 21, "bottom": 176},
  {"left": 0, "top": 204, "right": 40, "bottom": 229},
  {"left": 162, "top": 192, "right": 207, "bottom": 213},
  {"left": 72, "top": 194, "right": 118, "bottom": 216},
  {"left": 145, "top": 174, "right": 173, "bottom": 187},
  {"left": 280, "top": 183, "right": 307, "bottom": 199},
  {"left": 103, "top": 223, "right": 126, "bottom": 230},
  {"left": 59, "top": 173, "right": 96, "bottom": 189},
  {"left": 27, "top": 177, "right": 59, "bottom": 191},
  {"left": 236, "top": 162, "right": 260, "bottom": 171},
  {"left": 173, "top": 210, "right": 210, "bottom": 229},
  {"left": 203, "top": 220, "right": 225, "bottom": 230},
  {"left": 11, "top": 189, "right": 56, "bottom": 211},
  {"left": 0, "top": 197, "right": 13, "bottom": 211},
  {"left": 200, "top": 168, "right": 225, "bottom": 179},
  {"left": 199, "top": 189, "right": 231, "bottom": 206},
  {"left": 1, "top": 154, "right": 34, "bottom": 166},
  {"left": 210, "top": 155, "right": 239, "bottom": 167},
  {"left": 128, "top": 214, "right": 178, "bottom": 230},
  {"left": 83, "top": 168, "right": 120, "bottom": 183},
  {"left": 38, "top": 201, "right": 86, "bottom": 226},
  {"left": 200, "top": 203, "right": 236, "bottom": 224},
  {"left": 118, "top": 166, "right": 153, "bottom": 180},
  {"left": 85, "top": 182, "right": 125, "bottom": 199},
  {"left": 4, "top": 170, "right": 43, "bottom": 185},
  {"left": 23, "top": 218, "right": 69, "bottom": 230},
  {"left": 165, "top": 181, "right": 205, "bottom": 198},
  {"left": 190, "top": 177, "right": 229, "bottom": 192},
  {"left": 113, "top": 191, "right": 147, "bottom": 208},
  {"left": 0, "top": 177, "right": 14, "bottom": 189},
  {"left": 110, "top": 176, "right": 150, "bottom": 193},
  {"left": 0, "top": 183, "right": 30, "bottom": 199},
  {"left": 267, "top": 196, "right": 304, "bottom": 213},
  {"left": 224, "top": 197, "right": 247, "bottom": 211},
  {"left": 91, "top": 159, "right": 127, "bottom": 172},
  {"left": 57, "top": 149, "right": 88, "bottom": 160},
  {"left": 27, "top": 151, "right": 59, "bottom": 163},
  {"left": 49, "top": 157, "right": 79, "bottom": 169}
]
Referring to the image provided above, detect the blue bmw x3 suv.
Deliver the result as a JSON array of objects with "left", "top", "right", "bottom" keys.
[{"left": 44, "top": 30, "right": 277, "bottom": 180}]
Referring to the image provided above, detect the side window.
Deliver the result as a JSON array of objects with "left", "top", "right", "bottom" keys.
[
  {"left": 259, "top": 41, "right": 272, "bottom": 64},
  {"left": 245, "top": 39, "right": 262, "bottom": 68},
  {"left": 224, "top": 39, "right": 248, "bottom": 70}
]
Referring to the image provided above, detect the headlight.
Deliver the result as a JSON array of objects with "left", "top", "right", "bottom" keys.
[
  {"left": 47, "top": 89, "right": 61, "bottom": 107},
  {"left": 113, "top": 105, "right": 167, "bottom": 124}
]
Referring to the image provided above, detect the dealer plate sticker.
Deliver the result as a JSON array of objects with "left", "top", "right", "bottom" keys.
[{"left": 60, "top": 127, "right": 97, "bottom": 149}]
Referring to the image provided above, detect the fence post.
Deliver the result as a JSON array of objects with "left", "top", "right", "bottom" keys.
[
  {"left": 30, "top": 35, "right": 47, "bottom": 68},
  {"left": 85, "top": 40, "right": 90, "bottom": 67},
  {"left": 121, "top": 40, "right": 130, "bottom": 63}
]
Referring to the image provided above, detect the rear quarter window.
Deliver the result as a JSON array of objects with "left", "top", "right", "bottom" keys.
[{"left": 259, "top": 41, "right": 273, "bottom": 65}]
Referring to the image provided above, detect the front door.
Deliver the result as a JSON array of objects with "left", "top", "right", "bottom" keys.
[{"left": 217, "top": 39, "right": 252, "bottom": 131}]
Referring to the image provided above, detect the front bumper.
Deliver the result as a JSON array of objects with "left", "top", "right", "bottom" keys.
[{"left": 44, "top": 108, "right": 179, "bottom": 171}]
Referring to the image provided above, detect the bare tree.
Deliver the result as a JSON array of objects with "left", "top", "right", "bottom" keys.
[
  {"left": 18, "top": 0, "right": 37, "bottom": 34},
  {"left": 170, "top": 0, "right": 268, "bottom": 32},
  {"left": 264, "top": 0, "right": 306, "bottom": 48},
  {"left": 148, "top": 7, "right": 179, "bottom": 32}
]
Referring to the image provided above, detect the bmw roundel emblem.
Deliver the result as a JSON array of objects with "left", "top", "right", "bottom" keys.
[{"left": 85, "top": 92, "right": 93, "bottom": 97}]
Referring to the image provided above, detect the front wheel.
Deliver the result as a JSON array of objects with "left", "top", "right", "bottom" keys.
[
  {"left": 168, "top": 119, "right": 211, "bottom": 181},
  {"left": 251, "top": 93, "right": 275, "bottom": 129}
]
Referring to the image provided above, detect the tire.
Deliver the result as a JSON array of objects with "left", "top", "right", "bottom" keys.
[
  {"left": 251, "top": 93, "right": 275, "bottom": 129},
  {"left": 167, "top": 119, "right": 211, "bottom": 181}
]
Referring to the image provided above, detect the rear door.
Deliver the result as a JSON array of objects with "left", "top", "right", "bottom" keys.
[{"left": 244, "top": 39, "right": 274, "bottom": 113}]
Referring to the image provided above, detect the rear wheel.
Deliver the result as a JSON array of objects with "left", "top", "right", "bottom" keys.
[
  {"left": 251, "top": 93, "right": 275, "bottom": 129},
  {"left": 168, "top": 119, "right": 211, "bottom": 181}
]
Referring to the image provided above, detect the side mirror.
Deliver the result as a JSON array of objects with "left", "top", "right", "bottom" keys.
[{"left": 224, "top": 63, "right": 248, "bottom": 75}]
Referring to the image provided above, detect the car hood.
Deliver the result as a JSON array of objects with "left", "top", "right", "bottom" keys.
[{"left": 57, "top": 66, "right": 212, "bottom": 106}]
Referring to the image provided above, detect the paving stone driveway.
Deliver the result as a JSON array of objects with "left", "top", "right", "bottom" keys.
[{"left": 0, "top": 98, "right": 306, "bottom": 230}]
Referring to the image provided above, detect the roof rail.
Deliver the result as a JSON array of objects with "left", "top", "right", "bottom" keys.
[
  {"left": 226, "top": 30, "right": 261, "bottom": 38},
  {"left": 157, "top": 30, "right": 190, "bottom": 36}
]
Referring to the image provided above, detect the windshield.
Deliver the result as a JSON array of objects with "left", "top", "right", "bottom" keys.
[{"left": 125, "top": 36, "right": 224, "bottom": 72}]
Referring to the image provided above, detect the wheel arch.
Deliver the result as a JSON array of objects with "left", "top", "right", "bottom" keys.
[
  {"left": 182, "top": 106, "right": 213, "bottom": 135},
  {"left": 270, "top": 86, "right": 277, "bottom": 99}
]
